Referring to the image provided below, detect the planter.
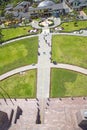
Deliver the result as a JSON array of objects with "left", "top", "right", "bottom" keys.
[{"left": 38, "top": 19, "right": 54, "bottom": 27}]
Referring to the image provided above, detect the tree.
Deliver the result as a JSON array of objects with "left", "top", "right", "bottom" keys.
[
  {"left": 0, "top": 28, "right": 3, "bottom": 44},
  {"left": 5, "top": 13, "right": 14, "bottom": 21},
  {"left": 5, "top": 13, "right": 15, "bottom": 26}
]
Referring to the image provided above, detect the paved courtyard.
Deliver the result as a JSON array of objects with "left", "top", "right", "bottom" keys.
[
  {"left": 0, "top": 97, "right": 87, "bottom": 130},
  {"left": 44, "top": 97, "right": 87, "bottom": 130}
]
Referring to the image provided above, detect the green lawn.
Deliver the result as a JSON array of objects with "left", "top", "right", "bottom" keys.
[
  {"left": 59, "top": 20, "right": 87, "bottom": 32},
  {"left": 0, "top": 37, "right": 38, "bottom": 75},
  {"left": 83, "top": 8, "right": 87, "bottom": 15},
  {"left": 51, "top": 68, "right": 87, "bottom": 97},
  {"left": 52, "top": 35, "right": 87, "bottom": 68},
  {"left": 0, "top": 70, "right": 36, "bottom": 98},
  {"left": 2, "top": 26, "right": 39, "bottom": 41}
]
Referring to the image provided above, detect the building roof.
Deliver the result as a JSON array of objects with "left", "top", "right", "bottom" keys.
[
  {"left": 13, "top": 11, "right": 19, "bottom": 17},
  {"left": 29, "top": 2, "right": 71, "bottom": 11},
  {"left": 52, "top": 2, "right": 70, "bottom": 10},
  {"left": 69, "top": 0, "right": 87, "bottom": 2},
  {"left": 38, "top": 0, "right": 55, "bottom": 7},
  {"left": 5, "top": 4, "right": 13, "bottom": 11},
  {"left": 19, "top": 1, "right": 30, "bottom": 6},
  {"left": 33, "top": 0, "right": 42, "bottom": 2},
  {"left": 14, "top": 5, "right": 23, "bottom": 10},
  {"left": 68, "top": 0, "right": 87, "bottom": 8},
  {"left": 6, "top": 4, "right": 13, "bottom": 8},
  {"left": 14, "top": 1, "right": 30, "bottom": 10},
  {"left": 18, "top": 12, "right": 30, "bottom": 19}
]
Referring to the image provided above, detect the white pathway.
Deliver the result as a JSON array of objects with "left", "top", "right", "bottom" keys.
[
  {"left": 2, "top": 34, "right": 39, "bottom": 45},
  {"left": 36, "top": 29, "right": 51, "bottom": 123},
  {"left": 0, "top": 63, "right": 87, "bottom": 81},
  {"left": 51, "top": 63, "right": 87, "bottom": 75},
  {"left": 37, "top": 29, "right": 51, "bottom": 99},
  {"left": 31, "top": 18, "right": 61, "bottom": 29},
  {"left": 53, "top": 30, "right": 87, "bottom": 36},
  {"left": 0, "top": 64, "right": 37, "bottom": 81}
]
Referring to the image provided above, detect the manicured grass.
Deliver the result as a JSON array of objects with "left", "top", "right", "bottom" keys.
[
  {"left": 83, "top": 8, "right": 87, "bottom": 15},
  {"left": 59, "top": 20, "right": 87, "bottom": 32},
  {"left": 52, "top": 35, "right": 87, "bottom": 68},
  {"left": 0, "top": 37, "right": 38, "bottom": 75},
  {"left": 0, "top": 70, "right": 36, "bottom": 98},
  {"left": 51, "top": 68, "right": 87, "bottom": 97},
  {"left": 2, "top": 26, "right": 37, "bottom": 41}
]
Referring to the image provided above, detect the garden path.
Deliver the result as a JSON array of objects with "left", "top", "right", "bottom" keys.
[
  {"left": 37, "top": 30, "right": 51, "bottom": 99},
  {"left": 0, "top": 63, "right": 87, "bottom": 81},
  {"left": 51, "top": 63, "right": 87, "bottom": 75},
  {"left": 31, "top": 17, "right": 61, "bottom": 29}
]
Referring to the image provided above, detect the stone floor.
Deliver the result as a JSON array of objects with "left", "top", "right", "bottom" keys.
[
  {"left": 44, "top": 97, "right": 87, "bottom": 130},
  {"left": 0, "top": 97, "right": 87, "bottom": 130}
]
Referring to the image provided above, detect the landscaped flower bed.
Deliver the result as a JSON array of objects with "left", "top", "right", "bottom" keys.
[{"left": 39, "top": 19, "right": 54, "bottom": 27}]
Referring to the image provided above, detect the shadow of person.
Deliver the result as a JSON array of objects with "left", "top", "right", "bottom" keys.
[
  {"left": 36, "top": 108, "right": 41, "bottom": 124},
  {"left": 14, "top": 106, "right": 23, "bottom": 124}
]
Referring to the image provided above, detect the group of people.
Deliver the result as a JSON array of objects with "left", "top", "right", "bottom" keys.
[{"left": 43, "top": 33, "right": 51, "bottom": 47}]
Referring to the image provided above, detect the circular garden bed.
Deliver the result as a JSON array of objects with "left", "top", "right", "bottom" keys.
[{"left": 39, "top": 19, "right": 54, "bottom": 27}]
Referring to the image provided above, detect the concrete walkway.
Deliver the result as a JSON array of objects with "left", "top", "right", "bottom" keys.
[
  {"left": 2, "top": 34, "right": 39, "bottom": 45},
  {"left": 51, "top": 63, "right": 87, "bottom": 75},
  {"left": 36, "top": 29, "right": 51, "bottom": 123},
  {"left": 0, "top": 64, "right": 37, "bottom": 81},
  {"left": 53, "top": 29, "right": 87, "bottom": 36},
  {"left": 37, "top": 29, "right": 51, "bottom": 99},
  {"left": 31, "top": 17, "right": 61, "bottom": 29},
  {"left": 0, "top": 63, "right": 87, "bottom": 81}
]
